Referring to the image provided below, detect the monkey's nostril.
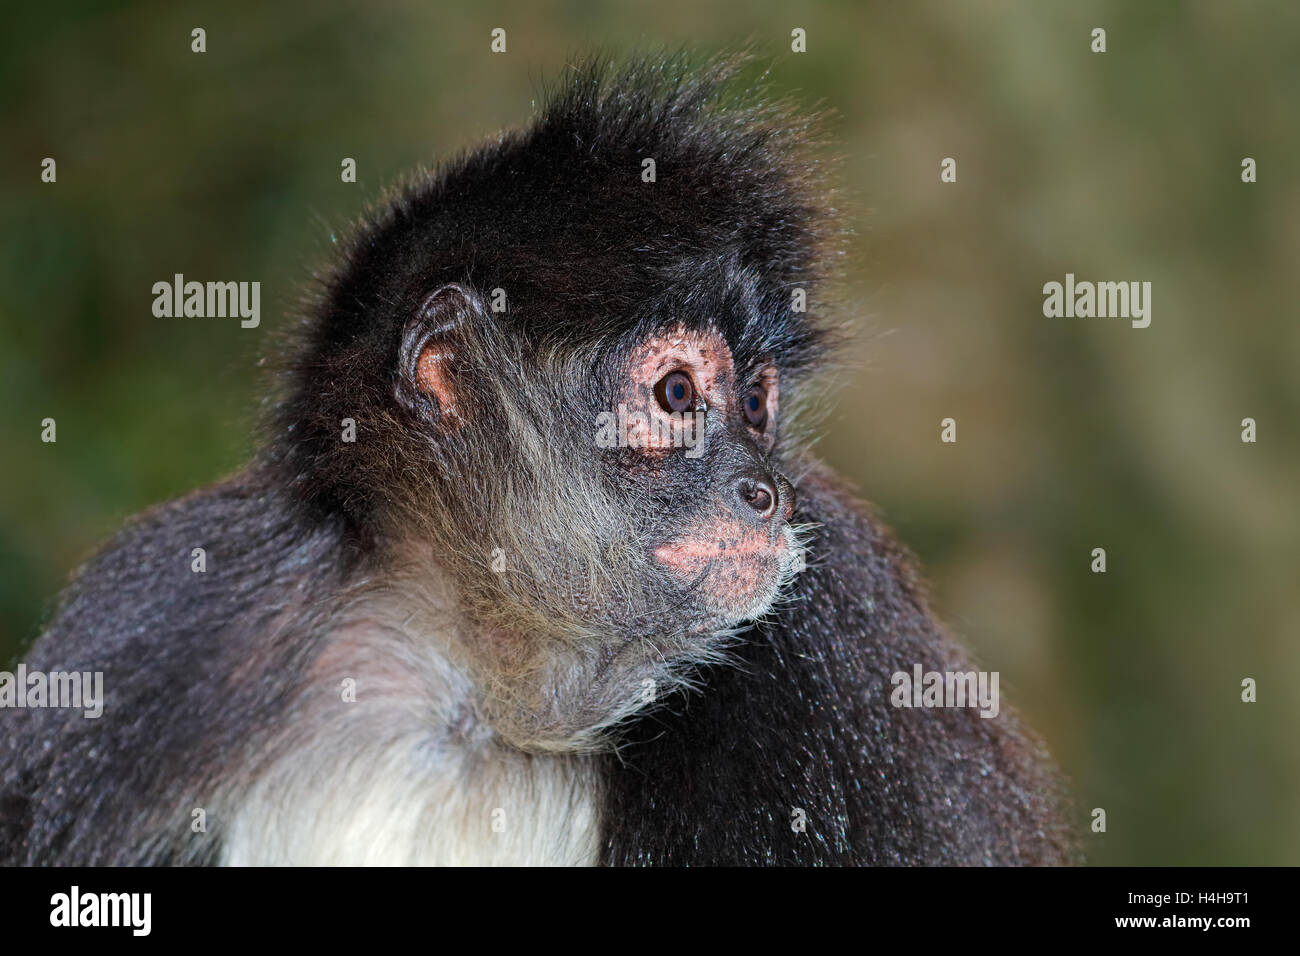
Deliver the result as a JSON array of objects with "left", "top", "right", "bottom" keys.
[{"left": 738, "top": 476, "right": 777, "bottom": 520}]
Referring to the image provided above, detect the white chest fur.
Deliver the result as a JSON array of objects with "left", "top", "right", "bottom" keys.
[
  {"left": 221, "top": 732, "right": 601, "bottom": 866},
  {"left": 219, "top": 617, "right": 603, "bottom": 866}
]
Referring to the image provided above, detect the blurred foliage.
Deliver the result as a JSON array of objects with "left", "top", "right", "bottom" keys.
[{"left": 1, "top": 0, "right": 1297, "bottom": 864}]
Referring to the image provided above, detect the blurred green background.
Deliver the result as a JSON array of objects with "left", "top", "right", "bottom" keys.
[{"left": 1, "top": 0, "right": 1296, "bottom": 864}]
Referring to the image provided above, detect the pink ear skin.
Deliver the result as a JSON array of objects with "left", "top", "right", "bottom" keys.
[
  {"left": 399, "top": 283, "right": 481, "bottom": 425},
  {"left": 416, "top": 342, "right": 460, "bottom": 423}
]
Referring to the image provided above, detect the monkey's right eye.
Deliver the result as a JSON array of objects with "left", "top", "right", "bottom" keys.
[{"left": 654, "top": 370, "right": 696, "bottom": 414}]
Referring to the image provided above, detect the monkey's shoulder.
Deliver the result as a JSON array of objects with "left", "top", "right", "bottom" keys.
[
  {"left": 29, "top": 469, "right": 336, "bottom": 669},
  {"left": 0, "top": 469, "right": 339, "bottom": 864}
]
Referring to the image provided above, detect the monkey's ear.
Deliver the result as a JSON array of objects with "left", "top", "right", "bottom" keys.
[{"left": 396, "top": 283, "right": 481, "bottom": 422}]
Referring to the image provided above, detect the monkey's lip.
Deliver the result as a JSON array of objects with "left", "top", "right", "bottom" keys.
[{"left": 653, "top": 534, "right": 786, "bottom": 572}]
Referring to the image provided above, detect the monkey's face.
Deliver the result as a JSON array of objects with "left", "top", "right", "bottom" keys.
[
  {"left": 607, "top": 324, "right": 802, "bottom": 633},
  {"left": 392, "top": 286, "right": 803, "bottom": 648}
]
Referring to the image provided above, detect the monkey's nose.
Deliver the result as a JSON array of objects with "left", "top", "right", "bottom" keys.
[{"left": 736, "top": 473, "right": 778, "bottom": 521}]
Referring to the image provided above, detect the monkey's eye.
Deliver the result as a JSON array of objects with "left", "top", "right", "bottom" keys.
[
  {"left": 655, "top": 370, "right": 697, "bottom": 414},
  {"left": 743, "top": 385, "right": 769, "bottom": 429}
]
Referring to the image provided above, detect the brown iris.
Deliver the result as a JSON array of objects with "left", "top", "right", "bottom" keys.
[
  {"left": 655, "top": 370, "right": 696, "bottom": 413},
  {"left": 742, "top": 385, "right": 768, "bottom": 429}
]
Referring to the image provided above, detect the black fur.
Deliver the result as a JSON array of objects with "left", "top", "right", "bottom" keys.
[
  {"left": 601, "top": 465, "right": 1076, "bottom": 864},
  {"left": 0, "top": 53, "right": 1074, "bottom": 866},
  {"left": 0, "top": 474, "right": 341, "bottom": 865}
]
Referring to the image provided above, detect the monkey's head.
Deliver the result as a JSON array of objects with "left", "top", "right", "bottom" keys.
[{"left": 277, "top": 54, "right": 838, "bottom": 749}]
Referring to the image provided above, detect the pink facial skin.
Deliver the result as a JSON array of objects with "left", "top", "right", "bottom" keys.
[
  {"left": 620, "top": 326, "right": 734, "bottom": 452},
  {"left": 655, "top": 516, "right": 789, "bottom": 619},
  {"left": 618, "top": 325, "right": 782, "bottom": 450},
  {"left": 749, "top": 365, "right": 781, "bottom": 450},
  {"left": 617, "top": 325, "right": 790, "bottom": 618}
]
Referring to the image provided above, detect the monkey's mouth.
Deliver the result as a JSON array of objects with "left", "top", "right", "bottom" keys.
[
  {"left": 653, "top": 535, "right": 783, "bottom": 568},
  {"left": 654, "top": 524, "right": 802, "bottom": 626}
]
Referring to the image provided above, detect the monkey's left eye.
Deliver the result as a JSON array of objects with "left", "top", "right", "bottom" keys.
[
  {"left": 742, "top": 385, "right": 769, "bottom": 429},
  {"left": 655, "top": 370, "right": 697, "bottom": 414}
]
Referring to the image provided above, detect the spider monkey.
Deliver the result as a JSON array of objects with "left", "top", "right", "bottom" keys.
[{"left": 0, "top": 54, "right": 1075, "bottom": 866}]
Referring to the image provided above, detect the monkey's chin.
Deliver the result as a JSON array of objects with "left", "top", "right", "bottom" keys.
[
  {"left": 681, "top": 527, "right": 806, "bottom": 633},
  {"left": 711, "top": 566, "right": 792, "bottom": 629}
]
